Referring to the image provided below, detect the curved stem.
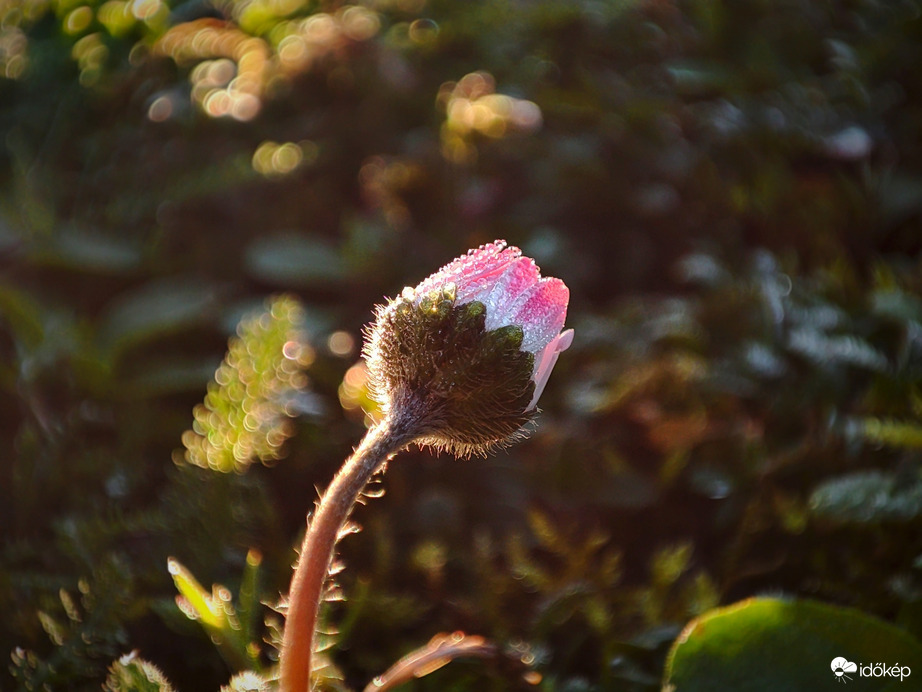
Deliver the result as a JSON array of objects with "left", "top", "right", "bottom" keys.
[{"left": 279, "top": 414, "right": 417, "bottom": 692}]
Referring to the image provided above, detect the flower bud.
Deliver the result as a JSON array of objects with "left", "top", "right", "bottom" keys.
[{"left": 365, "top": 240, "right": 573, "bottom": 456}]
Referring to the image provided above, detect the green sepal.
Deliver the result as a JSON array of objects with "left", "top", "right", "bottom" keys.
[{"left": 365, "top": 294, "right": 536, "bottom": 456}]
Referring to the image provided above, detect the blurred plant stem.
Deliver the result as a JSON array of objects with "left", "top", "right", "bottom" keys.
[{"left": 279, "top": 411, "right": 419, "bottom": 691}]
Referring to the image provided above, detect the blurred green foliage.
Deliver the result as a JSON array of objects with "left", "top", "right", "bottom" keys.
[
  {"left": 664, "top": 597, "right": 922, "bottom": 690},
  {"left": 168, "top": 552, "right": 264, "bottom": 673},
  {"left": 3, "top": 0, "right": 922, "bottom": 689},
  {"left": 181, "top": 295, "right": 315, "bottom": 473}
]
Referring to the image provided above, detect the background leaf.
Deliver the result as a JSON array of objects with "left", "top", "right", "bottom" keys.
[{"left": 664, "top": 598, "right": 922, "bottom": 691}]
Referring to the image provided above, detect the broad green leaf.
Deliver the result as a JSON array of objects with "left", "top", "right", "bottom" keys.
[{"left": 664, "top": 597, "right": 922, "bottom": 691}]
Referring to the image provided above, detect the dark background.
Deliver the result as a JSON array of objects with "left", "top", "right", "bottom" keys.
[{"left": 3, "top": 0, "right": 922, "bottom": 689}]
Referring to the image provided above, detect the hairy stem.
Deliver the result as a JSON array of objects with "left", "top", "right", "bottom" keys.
[{"left": 279, "top": 413, "right": 418, "bottom": 691}]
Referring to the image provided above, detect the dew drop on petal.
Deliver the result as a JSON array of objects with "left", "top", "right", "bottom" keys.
[
  {"left": 515, "top": 278, "right": 569, "bottom": 352},
  {"left": 483, "top": 256, "right": 541, "bottom": 330},
  {"left": 415, "top": 240, "right": 519, "bottom": 303}
]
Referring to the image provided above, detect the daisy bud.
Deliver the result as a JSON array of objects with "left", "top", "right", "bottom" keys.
[{"left": 365, "top": 240, "right": 573, "bottom": 456}]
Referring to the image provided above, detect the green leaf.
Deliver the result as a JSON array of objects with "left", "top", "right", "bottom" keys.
[
  {"left": 871, "top": 289, "right": 922, "bottom": 323},
  {"left": 168, "top": 557, "right": 225, "bottom": 631},
  {"left": 863, "top": 418, "right": 922, "bottom": 449},
  {"left": 664, "top": 597, "right": 922, "bottom": 691},
  {"left": 786, "top": 328, "right": 888, "bottom": 371},
  {"left": 878, "top": 174, "right": 922, "bottom": 227},
  {"left": 809, "top": 470, "right": 922, "bottom": 523},
  {"left": 244, "top": 232, "right": 347, "bottom": 287},
  {"left": 122, "top": 358, "right": 220, "bottom": 397},
  {"left": 237, "top": 549, "right": 262, "bottom": 646},
  {"left": 98, "top": 277, "right": 221, "bottom": 358},
  {"left": 33, "top": 226, "right": 143, "bottom": 275},
  {"left": 168, "top": 557, "right": 259, "bottom": 673},
  {"left": 665, "top": 60, "right": 737, "bottom": 97},
  {"left": 0, "top": 284, "right": 45, "bottom": 349}
]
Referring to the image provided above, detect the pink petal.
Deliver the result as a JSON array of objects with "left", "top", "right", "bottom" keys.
[
  {"left": 482, "top": 256, "right": 541, "bottom": 330},
  {"left": 514, "top": 277, "right": 569, "bottom": 353},
  {"left": 528, "top": 328, "right": 574, "bottom": 410},
  {"left": 414, "top": 240, "right": 519, "bottom": 300},
  {"left": 454, "top": 245, "right": 521, "bottom": 302}
]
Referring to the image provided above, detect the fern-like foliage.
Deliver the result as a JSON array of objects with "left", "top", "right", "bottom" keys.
[
  {"left": 180, "top": 295, "right": 316, "bottom": 473},
  {"left": 104, "top": 652, "right": 176, "bottom": 692},
  {"left": 168, "top": 553, "right": 264, "bottom": 673},
  {"left": 220, "top": 670, "right": 272, "bottom": 692},
  {"left": 11, "top": 559, "right": 139, "bottom": 689},
  {"left": 810, "top": 470, "right": 922, "bottom": 524}
]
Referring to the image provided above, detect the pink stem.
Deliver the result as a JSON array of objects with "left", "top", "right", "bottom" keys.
[{"left": 279, "top": 415, "right": 416, "bottom": 691}]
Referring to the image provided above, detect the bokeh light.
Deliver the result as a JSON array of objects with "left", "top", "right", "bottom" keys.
[
  {"left": 439, "top": 71, "right": 543, "bottom": 163},
  {"left": 0, "top": 26, "right": 27, "bottom": 79},
  {"left": 252, "top": 140, "right": 318, "bottom": 176},
  {"left": 154, "top": 4, "right": 381, "bottom": 120},
  {"left": 338, "top": 361, "right": 380, "bottom": 427},
  {"left": 327, "top": 330, "right": 355, "bottom": 357}
]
